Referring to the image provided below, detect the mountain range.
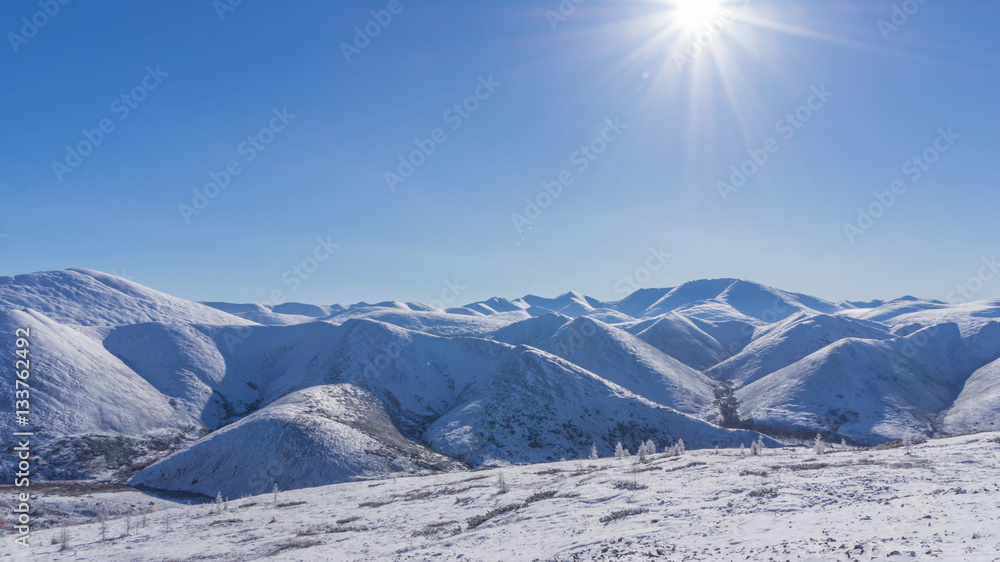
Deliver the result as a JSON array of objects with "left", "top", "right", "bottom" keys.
[{"left": 2, "top": 268, "right": 998, "bottom": 497}]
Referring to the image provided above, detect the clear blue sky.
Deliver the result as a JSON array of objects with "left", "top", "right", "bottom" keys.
[{"left": 1, "top": 0, "right": 998, "bottom": 306}]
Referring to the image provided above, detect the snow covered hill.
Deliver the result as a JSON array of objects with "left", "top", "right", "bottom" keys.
[
  {"left": 1, "top": 268, "right": 999, "bottom": 497},
  {"left": 129, "top": 385, "right": 464, "bottom": 498}
]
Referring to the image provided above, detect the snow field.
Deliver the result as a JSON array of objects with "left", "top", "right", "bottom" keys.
[{"left": 7, "top": 433, "right": 998, "bottom": 561}]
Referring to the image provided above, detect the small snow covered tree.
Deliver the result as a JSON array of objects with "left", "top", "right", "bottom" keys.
[
  {"left": 589, "top": 444, "right": 599, "bottom": 460},
  {"left": 739, "top": 443, "right": 746, "bottom": 455},
  {"left": 215, "top": 492, "right": 224, "bottom": 514},
  {"left": 903, "top": 430, "right": 912, "bottom": 455},
  {"left": 750, "top": 437, "right": 762, "bottom": 456},
  {"left": 676, "top": 439, "right": 685, "bottom": 455},
  {"left": 614, "top": 441, "right": 626, "bottom": 459},
  {"left": 497, "top": 472, "right": 509, "bottom": 494},
  {"left": 644, "top": 440, "right": 656, "bottom": 456},
  {"left": 637, "top": 442, "right": 648, "bottom": 463},
  {"left": 272, "top": 483, "right": 280, "bottom": 506},
  {"left": 814, "top": 434, "right": 826, "bottom": 455}
]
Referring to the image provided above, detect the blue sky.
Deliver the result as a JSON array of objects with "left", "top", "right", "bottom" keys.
[{"left": 1, "top": 0, "right": 998, "bottom": 306}]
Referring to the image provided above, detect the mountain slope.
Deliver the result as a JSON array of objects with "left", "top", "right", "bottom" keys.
[
  {"left": 707, "top": 313, "right": 893, "bottom": 385},
  {"left": 492, "top": 315, "right": 718, "bottom": 416},
  {"left": 941, "top": 357, "right": 1000, "bottom": 434},
  {"left": 735, "top": 326, "right": 968, "bottom": 442},
  {"left": 0, "top": 309, "right": 191, "bottom": 438},
  {"left": 423, "top": 345, "right": 774, "bottom": 465},
  {"left": 625, "top": 313, "right": 729, "bottom": 370}
]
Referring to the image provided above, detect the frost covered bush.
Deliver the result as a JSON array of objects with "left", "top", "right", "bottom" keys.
[
  {"left": 599, "top": 508, "right": 648, "bottom": 523},
  {"left": 814, "top": 435, "right": 826, "bottom": 455}
]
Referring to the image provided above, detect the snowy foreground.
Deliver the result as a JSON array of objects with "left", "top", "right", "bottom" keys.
[{"left": 5, "top": 434, "right": 999, "bottom": 561}]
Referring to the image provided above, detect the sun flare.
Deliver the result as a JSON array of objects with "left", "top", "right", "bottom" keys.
[{"left": 671, "top": 0, "right": 727, "bottom": 30}]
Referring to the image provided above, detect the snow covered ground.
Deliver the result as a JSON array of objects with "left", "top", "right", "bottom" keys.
[{"left": 5, "top": 433, "right": 998, "bottom": 561}]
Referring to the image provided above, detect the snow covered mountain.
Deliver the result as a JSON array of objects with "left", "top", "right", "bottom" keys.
[{"left": 2, "top": 268, "right": 998, "bottom": 497}]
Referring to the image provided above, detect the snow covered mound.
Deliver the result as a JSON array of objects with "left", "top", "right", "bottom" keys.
[
  {"left": 129, "top": 385, "right": 464, "bottom": 497},
  {"left": 0, "top": 269, "right": 253, "bottom": 327}
]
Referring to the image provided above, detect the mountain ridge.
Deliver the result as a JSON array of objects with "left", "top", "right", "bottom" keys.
[{"left": 2, "top": 268, "right": 997, "bottom": 495}]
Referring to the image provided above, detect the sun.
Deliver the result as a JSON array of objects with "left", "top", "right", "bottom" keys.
[{"left": 670, "top": 0, "right": 728, "bottom": 30}]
